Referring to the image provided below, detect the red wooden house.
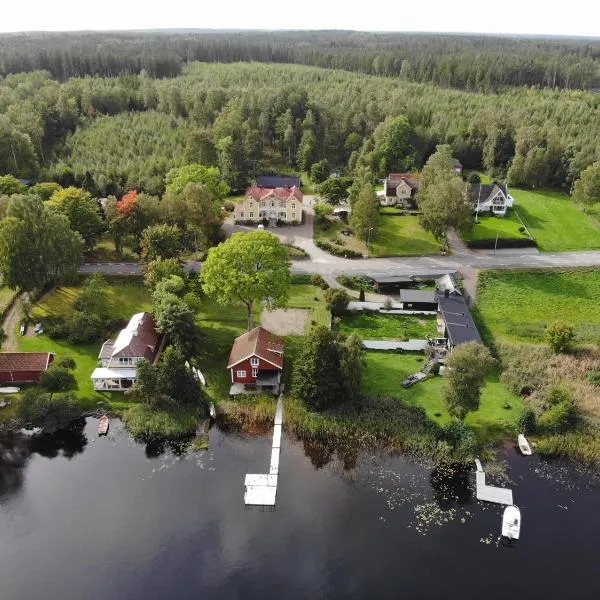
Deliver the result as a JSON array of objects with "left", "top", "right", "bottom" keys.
[
  {"left": 228, "top": 327, "right": 284, "bottom": 395},
  {"left": 0, "top": 352, "right": 54, "bottom": 383}
]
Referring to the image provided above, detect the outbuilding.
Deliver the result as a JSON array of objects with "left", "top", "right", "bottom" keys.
[{"left": 0, "top": 352, "right": 54, "bottom": 383}]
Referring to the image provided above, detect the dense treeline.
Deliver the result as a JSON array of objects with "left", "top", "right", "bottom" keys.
[
  {"left": 2, "top": 62, "right": 600, "bottom": 195},
  {"left": 1, "top": 31, "right": 600, "bottom": 91}
]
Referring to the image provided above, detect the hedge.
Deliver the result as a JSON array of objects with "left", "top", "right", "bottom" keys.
[
  {"left": 466, "top": 237, "right": 537, "bottom": 249},
  {"left": 315, "top": 239, "right": 363, "bottom": 258}
]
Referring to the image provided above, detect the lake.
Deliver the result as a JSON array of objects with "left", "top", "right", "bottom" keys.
[{"left": 1, "top": 418, "right": 600, "bottom": 600}]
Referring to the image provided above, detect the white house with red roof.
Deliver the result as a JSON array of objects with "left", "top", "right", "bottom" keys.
[
  {"left": 234, "top": 186, "right": 303, "bottom": 225},
  {"left": 227, "top": 327, "right": 285, "bottom": 395},
  {"left": 90, "top": 312, "right": 161, "bottom": 391}
]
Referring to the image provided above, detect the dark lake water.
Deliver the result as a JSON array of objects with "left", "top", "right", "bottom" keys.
[{"left": 1, "top": 418, "right": 600, "bottom": 600}]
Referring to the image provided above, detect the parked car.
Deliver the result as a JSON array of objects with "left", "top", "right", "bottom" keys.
[
  {"left": 33, "top": 323, "right": 43, "bottom": 334},
  {"left": 19, "top": 322, "right": 26, "bottom": 336},
  {"left": 257, "top": 224, "right": 265, "bottom": 230}
]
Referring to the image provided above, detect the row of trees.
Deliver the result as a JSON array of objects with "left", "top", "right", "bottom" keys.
[{"left": 1, "top": 31, "right": 598, "bottom": 91}]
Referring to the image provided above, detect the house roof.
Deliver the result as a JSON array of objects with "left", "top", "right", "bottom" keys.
[
  {"left": 437, "top": 291, "right": 482, "bottom": 346},
  {"left": 453, "top": 158, "right": 463, "bottom": 169},
  {"left": 369, "top": 274, "right": 414, "bottom": 284},
  {"left": 399, "top": 289, "right": 438, "bottom": 304},
  {"left": 228, "top": 327, "right": 285, "bottom": 369},
  {"left": 106, "top": 313, "right": 160, "bottom": 361},
  {"left": 385, "top": 173, "right": 419, "bottom": 193},
  {"left": 469, "top": 183, "right": 507, "bottom": 205},
  {"left": 0, "top": 352, "right": 53, "bottom": 372},
  {"left": 245, "top": 186, "right": 303, "bottom": 202},
  {"left": 256, "top": 176, "right": 301, "bottom": 189},
  {"left": 91, "top": 367, "right": 138, "bottom": 380}
]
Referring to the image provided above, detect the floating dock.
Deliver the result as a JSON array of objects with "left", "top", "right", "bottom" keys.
[
  {"left": 244, "top": 396, "right": 283, "bottom": 507},
  {"left": 475, "top": 459, "right": 513, "bottom": 505}
]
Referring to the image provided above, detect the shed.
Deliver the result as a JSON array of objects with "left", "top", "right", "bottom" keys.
[
  {"left": 0, "top": 352, "right": 54, "bottom": 383},
  {"left": 399, "top": 289, "right": 438, "bottom": 311},
  {"left": 437, "top": 291, "right": 482, "bottom": 348}
]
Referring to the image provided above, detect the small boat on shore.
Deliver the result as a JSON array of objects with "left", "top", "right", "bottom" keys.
[
  {"left": 0, "top": 386, "right": 20, "bottom": 394},
  {"left": 518, "top": 434, "right": 532, "bottom": 456},
  {"left": 502, "top": 505, "right": 521, "bottom": 542},
  {"left": 98, "top": 415, "right": 109, "bottom": 436}
]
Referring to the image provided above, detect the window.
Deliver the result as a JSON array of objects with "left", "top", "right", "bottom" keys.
[
  {"left": 252, "top": 368, "right": 258, "bottom": 377},
  {"left": 118, "top": 357, "right": 132, "bottom": 365},
  {"left": 249, "top": 202, "right": 253, "bottom": 208},
  {"left": 260, "top": 201, "right": 266, "bottom": 207},
  {"left": 260, "top": 212, "right": 265, "bottom": 218},
  {"left": 249, "top": 212, "right": 254, "bottom": 218},
  {"left": 279, "top": 200, "right": 286, "bottom": 208},
  {"left": 250, "top": 357, "right": 259, "bottom": 367},
  {"left": 236, "top": 370, "right": 246, "bottom": 378},
  {"left": 280, "top": 211, "right": 286, "bottom": 219},
  {"left": 240, "top": 212, "right": 244, "bottom": 218},
  {"left": 270, "top": 202, "right": 275, "bottom": 207},
  {"left": 291, "top": 203, "right": 296, "bottom": 209},
  {"left": 292, "top": 213, "right": 296, "bottom": 220}
]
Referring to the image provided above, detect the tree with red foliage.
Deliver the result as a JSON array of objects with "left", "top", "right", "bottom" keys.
[{"left": 117, "top": 190, "right": 138, "bottom": 215}]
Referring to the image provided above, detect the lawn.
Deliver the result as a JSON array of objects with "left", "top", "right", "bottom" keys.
[
  {"left": 338, "top": 313, "right": 437, "bottom": 340},
  {"left": 508, "top": 189, "right": 600, "bottom": 251},
  {"left": 475, "top": 269, "right": 600, "bottom": 345},
  {"left": 85, "top": 236, "right": 139, "bottom": 262},
  {"left": 370, "top": 215, "right": 440, "bottom": 257},
  {"left": 0, "top": 286, "right": 17, "bottom": 314},
  {"left": 315, "top": 214, "right": 439, "bottom": 257},
  {"left": 286, "top": 283, "right": 331, "bottom": 328},
  {"left": 462, "top": 211, "right": 530, "bottom": 242},
  {"left": 363, "top": 352, "right": 523, "bottom": 437}
]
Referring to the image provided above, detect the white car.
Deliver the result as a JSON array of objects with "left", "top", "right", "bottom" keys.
[{"left": 257, "top": 224, "right": 265, "bottom": 230}]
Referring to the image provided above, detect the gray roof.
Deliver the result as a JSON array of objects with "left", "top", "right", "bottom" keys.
[
  {"left": 256, "top": 176, "right": 301, "bottom": 188},
  {"left": 399, "top": 289, "right": 438, "bottom": 304},
  {"left": 369, "top": 274, "right": 414, "bottom": 284},
  {"left": 437, "top": 291, "right": 482, "bottom": 346},
  {"left": 469, "top": 183, "right": 507, "bottom": 205}
]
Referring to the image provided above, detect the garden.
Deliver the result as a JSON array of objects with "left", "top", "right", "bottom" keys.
[{"left": 338, "top": 312, "right": 437, "bottom": 340}]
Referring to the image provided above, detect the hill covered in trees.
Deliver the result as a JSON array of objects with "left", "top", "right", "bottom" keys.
[{"left": 1, "top": 31, "right": 599, "bottom": 91}]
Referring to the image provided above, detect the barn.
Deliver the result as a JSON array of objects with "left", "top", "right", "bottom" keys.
[{"left": 0, "top": 352, "right": 55, "bottom": 383}]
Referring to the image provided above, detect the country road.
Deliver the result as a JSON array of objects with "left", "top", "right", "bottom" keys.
[{"left": 79, "top": 248, "right": 600, "bottom": 279}]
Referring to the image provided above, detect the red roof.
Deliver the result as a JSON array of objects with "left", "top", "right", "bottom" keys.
[
  {"left": 245, "top": 186, "right": 303, "bottom": 202},
  {"left": 227, "top": 327, "right": 285, "bottom": 369},
  {"left": 0, "top": 352, "right": 53, "bottom": 372}
]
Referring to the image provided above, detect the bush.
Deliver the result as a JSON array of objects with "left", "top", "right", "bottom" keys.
[
  {"left": 466, "top": 237, "right": 537, "bottom": 249},
  {"left": 42, "top": 315, "right": 70, "bottom": 339},
  {"left": 545, "top": 320, "right": 575, "bottom": 354},
  {"left": 587, "top": 370, "right": 600, "bottom": 386},
  {"left": 68, "top": 311, "right": 106, "bottom": 344},
  {"left": 311, "top": 274, "right": 329, "bottom": 290},
  {"left": 324, "top": 288, "right": 350, "bottom": 316},
  {"left": 442, "top": 419, "right": 478, "bottom": 459},
  {"left": 56, "top": 356, "right": 77, "bottom": 370},
  {"left": 291, "top": 274, "right": 312, "bottom": 284},
  {"left": 538, "top": 400, "right": 578, "bottom": 433},
  {"left": 545, "top": 385, "right": 571, "bottom": 407},
  {"left": 517, "top": 407, "right": 536, "bottom": 434},
  {"left": 383, "top": 297, "right": 393, "bottom": 311},
  {"left": 223, "top": 200, "right": 235, "bottom": 212},
  {"left": 40, "top": 365, "right": 76, "bottom": 394},
  {"left": 336, "top": 275, "right": 375, "bottom": 291},
  {"left": 18, "top": 389, "right": 82, "bottom": 433},
  {"left": 518, "top": 226, "right": 526, "bottom": 233},
  {"left": 315, "top": 239, "right": 363, "bottom": 258},
  {"left": 467, "top": 173, "right": 481, "bottom": 184}
]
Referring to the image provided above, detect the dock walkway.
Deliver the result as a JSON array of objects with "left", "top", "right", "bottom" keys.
[
  {"left": 244, "top": 396, "right": 283, "bottom": 507},
  {"left": 475, "top": 459, "right": 513, "bottom": 505}
]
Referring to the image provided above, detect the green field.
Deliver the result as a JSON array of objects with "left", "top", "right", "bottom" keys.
[
  {"left": 476, "top": 269, "right": 600, "bottom": 344},
  {"left": 463, "top": 211, "right": 529, "bottom": 242},
  {"left": 286, "top": 284, "right": 331, "bottom": 328},
  {"left": 0, "top": 287, "right": 17, "bottom": 314},
  {"left": 509, "top": 189, "right": 600, "bottom": 251},
  {"left": 363, "top": 352, "right": 523, "bottom": 437},
  {"left": 370, "top": 215, "right": 440, "bottom": 257},
  {"left": 338, "top": 313, "right": 437, "bottom": 340},
  {"left": 315, "top": 214, "right": 439, "bottom": 257}
]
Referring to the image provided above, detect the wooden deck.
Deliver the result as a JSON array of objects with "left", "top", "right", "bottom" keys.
[
  {"left": 475, "top": 459, "right": 514, "bottom": 505},
  {"left": 244, "top": 396, "right": 283, "bottom": 507}
]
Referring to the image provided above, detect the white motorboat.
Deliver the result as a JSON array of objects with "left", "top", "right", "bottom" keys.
[
  {"left": 518, "top": 434, "right": 532, "bottom": 456},
  {"left": 0, "top": 386, "right": 20, "bottom": 394},
  {"left": 502, "top": 505, "right": 521, "bottom": 541}
]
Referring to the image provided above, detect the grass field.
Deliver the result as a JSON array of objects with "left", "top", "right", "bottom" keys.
[
  {"left": 315, "top": 214, "right": 439, "bottom": 257},
  {"left": 0, "top": 287, "right": 17, "bottom": 314},
  {"left": 463, "top": 211, "right": 529, "bottom": 242},
  {"left": 475, "top": 269, "right": 600, "bottom": 345},
  {"left": 370, "top": 215, "right": 440, "bottom": 257},
  {"left": 338, "top": 313, "right": 437, "bottom": 340},
  {"left": 363, "top": 352, "right": 523, "bottom": 437},
  {"left": 286, "top": 283, "right": 331, "bottom": 328},
  {"left": 510, "top": 189, "right": 600, "bottom": 251}
]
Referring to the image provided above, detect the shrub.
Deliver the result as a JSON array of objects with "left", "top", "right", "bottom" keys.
[
  {"left": 517, "top": 407, "right": 536, "bottom": 434},
  {"left": 467, "top": 173, "right": 481, "bottom": 184},
  {"left": 545, "top": 320, "right": 575, "bottom": 354},
  {"left": 324, "top": 288, "right": 350, "bottom": 316},
  {"left": 42, "top": 315, "right": 70, "bottom": 339},
  {"left": 336, "top": 275, "right": 374, "bottom": 291},
  {"left": 538, "top": 400, "right": 578, "bottom": 433},
  {"left": 291, "top": 274, "right": 312, "bottom": 284},
  {"left": 314, "top": 239, "right": 363, "bottom": 258},
  {"left": 40, "top": 365, "right": 76, "bottom": 394},
  {"left": 311, "top": 274, "right": 329, "bottom": 290},
  {"left": 383, "top": 297, "right": 393, "bottom": 311},
  {"left": 223, "top": 200, "right": 235, "bottom": 212},
  {"left": 466, "top": 238, "right": 537, "bottom": 249},
  {"left": 68, "top": 311, "right": 105, "bottom": 344},
  {"left": 442, "top": 419, "right": 478, "bottom": 459},
  {"left": 18, "top": 389, "right": 82, "bottom": 433},
  {"left": 518, "top": 226, "right": 526, "bottom": 233},
  {"left": 56, "top": 356, "right": 77, "bottom": 370},
  {"left": 545, "top": 385, "right": 571, "bottom": 407},
  {"left": 587, "top": 370, "right": 600, "bottom": 386}
]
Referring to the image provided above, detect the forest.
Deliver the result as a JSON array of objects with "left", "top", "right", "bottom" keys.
[
  {"left": 1, "top": 60, "right": 600, "bottom": 197},
  {"left": 1, "top": 31, "right": 600, "bottom": 91}
]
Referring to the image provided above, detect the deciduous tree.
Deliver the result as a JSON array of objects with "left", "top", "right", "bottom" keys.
[
  {"left": 201, "top": 231, "right": 290, "bottom": 330},
  {"left": 545, "top": 321, "right": 575, "bottom": 354},
  {"left": 141, "top": 224, "right": 182, "bottom": 261},
  {"left": 572, "top": 160, "right": 600, "bottom": 206},
  {"left": 350, "top": 183, "right": 379, "bottom": 243}
]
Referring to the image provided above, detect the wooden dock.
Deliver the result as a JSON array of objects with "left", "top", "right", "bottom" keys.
[
  {"left": 475, "top": 459, "right": 513, "bottom": 505},
  {"left": 244, "top": 396, "right": 283, "bottom": 507}
]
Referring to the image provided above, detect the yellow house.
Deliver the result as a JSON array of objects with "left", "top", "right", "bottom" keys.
[{"left": 234, "top": 186, "right": 303, "bottom": 224}]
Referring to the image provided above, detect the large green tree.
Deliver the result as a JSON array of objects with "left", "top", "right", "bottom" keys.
[
  {"left": 316, "top": 177, "right": 351, "bottom": 204},
  {"left": 0, "top": 195, "right": 84, "bottom": 291},
  {"left": 444, "top": 342, "right": 496, "bottom": 419},
  {"left": 0, "top": 175, "right": 26, "bottom": 196},
  {"left": 48, "top": 186, "right": 104, "bottom": 250},
  {"left": 350, "top": 182, "right": 380, "bottom": 244},
  {"left": 165, "top": 163, "right": 230, "bottom": 198},
  {"left": 417, "top": 145, "right": 470, "bottom": 241},
  {"left": 201, "top": 231, "right": 290, "bottom": 330},
  {"left": 572, "top": 160, "right": 600, "bottom": 206},
  {"left": 141, "top": 224, "right": 182, "bottom": 261}
]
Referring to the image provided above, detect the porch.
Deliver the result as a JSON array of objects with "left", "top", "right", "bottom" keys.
[
  {"left": 230, "top": 371, "right": 281, "bottom": 396},
  {"left": 91, "top": 367, "right": 137, "bottom": 391}
]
